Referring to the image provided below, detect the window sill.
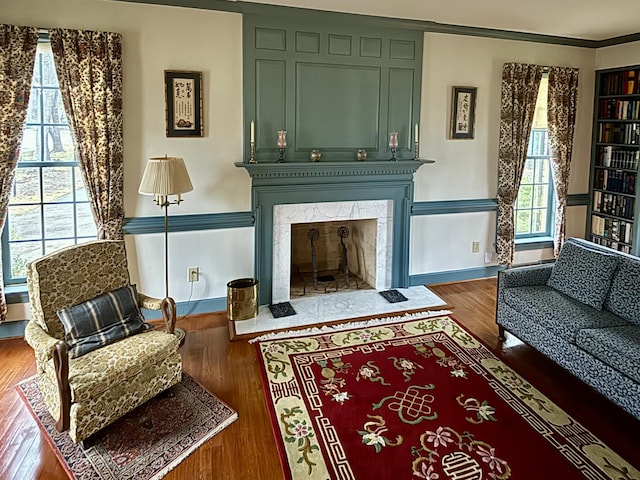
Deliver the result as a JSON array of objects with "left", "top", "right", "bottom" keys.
[
  {"left": 515, "top": 236, "right": 554, "bottom": 251},
  {"left": 4, "top": 284, "right": 29, "bottom": 304}
]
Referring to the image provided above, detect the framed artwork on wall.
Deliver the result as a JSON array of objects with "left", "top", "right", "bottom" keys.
[
  {"left": 164, "top": 70, "right": 203, "bottom": 137},
  {"left": 449, "top": 86, "right": 477, "bottom": 140}
]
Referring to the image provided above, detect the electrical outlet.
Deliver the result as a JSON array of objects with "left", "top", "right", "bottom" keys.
[
  {"left": 472, "top": 241, "right": 480, "bottom": 253},
  {"left": 484, "top": 252, "right": 493, "bottom": 263},
  {"left": 188, "top": 267, "right": 199, "bottom": 282}
]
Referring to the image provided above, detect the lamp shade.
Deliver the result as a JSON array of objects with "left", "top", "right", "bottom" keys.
[{"left": 138, "top": 156, "right": 193, "bottom": 196}]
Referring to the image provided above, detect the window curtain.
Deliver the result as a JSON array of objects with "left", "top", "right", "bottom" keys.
[
  {"left": 49, "top": 29, "right": 124, "bottom": 240},
  {"left": 547, "top": 67, "right": 579, "bottom": 257},
  {"left": 0, "top": 25, "right": 39, "bottom": 322},
  {"left": 496, "top": 63, "right": 544, "bottom": 266}
]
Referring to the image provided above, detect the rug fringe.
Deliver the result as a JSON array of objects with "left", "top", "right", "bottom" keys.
[{"left": 249, "top": 309, "right": 452, "bottom": 343}]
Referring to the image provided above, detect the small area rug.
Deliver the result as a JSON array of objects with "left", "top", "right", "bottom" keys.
[
  {"left": 255, "top": 312, "right": 638, "bottom": 479},
  {"left": 17, "top": 373, "right": 238, "bottom": 480}
]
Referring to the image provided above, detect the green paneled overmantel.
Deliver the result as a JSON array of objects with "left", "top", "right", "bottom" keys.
[
  {"left": 234, "top": 160, "right": 433, "bottom": 186},
  {"left": 243, "top": 15, "right": 423, "bottom": 164}
]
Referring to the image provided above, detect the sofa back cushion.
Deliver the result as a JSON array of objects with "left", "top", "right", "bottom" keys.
[
  {"left": 604, "top": 256, "right": 640, "bottom": 326},
  {"left": 547, "top": 240, "right": 619, "bottom": 310}
]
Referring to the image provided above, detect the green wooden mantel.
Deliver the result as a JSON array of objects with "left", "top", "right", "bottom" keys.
[{"left": 235, "top": 159, "right": 433, "bottom": 304}]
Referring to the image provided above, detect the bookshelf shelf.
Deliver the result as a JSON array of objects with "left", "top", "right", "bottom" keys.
[{"left": 588, "top": 65, "right": 640, "bottom": 256}]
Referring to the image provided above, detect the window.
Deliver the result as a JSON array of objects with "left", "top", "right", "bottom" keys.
[
  {"left": 1, "top": 42, "right": 96, "bottom": 285},
  {"left": 514, "top": 76, "right": 555, "bottom": 240}
]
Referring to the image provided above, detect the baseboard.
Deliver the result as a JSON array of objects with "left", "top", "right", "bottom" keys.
[
  {"left": 409, "top": 266, "right": 501, "bottom": 286},
  {"left": 0, "top": 320, "right": 28, "bottom": 340}
]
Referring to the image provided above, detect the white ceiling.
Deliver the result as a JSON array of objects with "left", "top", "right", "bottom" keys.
[{"left": 245, "top": 0, "right": 640, "bottom": 41}]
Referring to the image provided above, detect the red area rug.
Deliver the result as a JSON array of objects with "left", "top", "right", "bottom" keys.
[
  {"left": 255, "top": 312, "right": 639, "bottom": 479},
  {"left": 17, "top": 373, "right": 237, "bottom": 480}
]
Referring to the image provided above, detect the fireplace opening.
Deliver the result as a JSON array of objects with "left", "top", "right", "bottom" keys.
[{"left": 290, "top": 219, "right": 376, "bottom": 298}]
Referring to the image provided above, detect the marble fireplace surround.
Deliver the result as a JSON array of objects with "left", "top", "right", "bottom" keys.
[
  {"left": 272, "top": 200, "right": 393, "bottom": 304},
  {"left": 236, "top": 160, "right": 430, "bottom": 305}
]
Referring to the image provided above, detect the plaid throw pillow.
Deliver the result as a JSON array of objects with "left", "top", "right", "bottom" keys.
[{"left": 57, "top": 284, "right": 152, "bottom": 358}]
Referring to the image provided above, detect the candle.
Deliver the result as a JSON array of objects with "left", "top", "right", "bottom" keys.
[
  {"left": 415, "top": 123, "right": 419, "bottom": 143},
  {"left": 250, "top": 121, "right": 255, "bottom": 143}
]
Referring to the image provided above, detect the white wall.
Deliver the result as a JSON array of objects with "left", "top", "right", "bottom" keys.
[
  {"left": 1, "top": 0, "right": 251, "bottom": 309},
  {"left": 595, "top": 41, "right": 640, "bottom": 70},
  {"left": 412, "top": 33, "right": 596, "bottom": 272}
]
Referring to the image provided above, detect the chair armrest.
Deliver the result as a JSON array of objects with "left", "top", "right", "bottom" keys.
[
  {"left": 138, "top": 292, "right": 163, "bottom": 310},
  {"left": 24, "top": 321, "right": 71, "bottom": 432},
  {"left": 498, "top": 263, "right": 553, "bottom": 290},
  {"left": 139, "top": 293, "right": 176, "bottom": 334},
  {"left": 24, "top": 321, "right": 59, "bottom": 367},
  {"left": 53, "top": 341, "right": 70, "bottom": 432}
]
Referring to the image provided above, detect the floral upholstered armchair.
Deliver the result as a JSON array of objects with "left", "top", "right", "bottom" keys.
[{"left": 24, "top": 240, "right": 182, "bottom": 444}]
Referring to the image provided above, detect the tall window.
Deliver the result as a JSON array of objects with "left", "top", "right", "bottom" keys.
[
  {"left": 1, "top": 42, "right": 96, "bottom": 284},
  {"left": 515, "top": 76, "right": 555, "bottom": 239}
]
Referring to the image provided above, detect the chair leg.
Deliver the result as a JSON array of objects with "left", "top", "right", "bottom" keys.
[{"left": 53, "top": 341, "right": 71, "bottom": 432}]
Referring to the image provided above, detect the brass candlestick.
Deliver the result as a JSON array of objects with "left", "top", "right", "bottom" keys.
[
  {"left": 249, "top": 141, "right": 257, "bottom": 163},
  {"left": 414, "top": 140, "right": 420, "bottom": 160}
]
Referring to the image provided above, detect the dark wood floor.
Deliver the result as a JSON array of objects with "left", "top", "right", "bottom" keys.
[{"left": 1, "top": 278, "right": 639, "bottom": 479}]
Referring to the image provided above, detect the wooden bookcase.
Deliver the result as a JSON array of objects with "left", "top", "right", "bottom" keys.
[{"left": 588, "top": 65, "right": 640, "bottom": 256}]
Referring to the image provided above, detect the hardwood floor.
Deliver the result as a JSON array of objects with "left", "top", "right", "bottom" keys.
[{"left": 1, "top": 278, "right": 639, "bottom": 479}]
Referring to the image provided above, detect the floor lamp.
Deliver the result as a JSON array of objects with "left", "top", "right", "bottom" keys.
[{"left": 138, "top": 156, "right": 193, "bottom": 339}]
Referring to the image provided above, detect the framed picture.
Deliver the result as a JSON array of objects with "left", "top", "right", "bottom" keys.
[
  {"left": 449, "top": 86, "right": 477, "bottom": 140},
  {"left": 164, "top": 70, "right": 203, "bottom": 137}
]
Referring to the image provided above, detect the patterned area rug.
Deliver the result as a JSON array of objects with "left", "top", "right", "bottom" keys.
[
  {"left": 17, "top": 373, "right": 238, "bottom": 480},
  {"left": 255, "top": 313, "right": 639, "bottom": 479}
]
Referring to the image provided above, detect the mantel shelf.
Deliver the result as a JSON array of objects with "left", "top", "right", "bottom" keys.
[{"left": 234, "top": 159, "right": 434, "bottom": 180}]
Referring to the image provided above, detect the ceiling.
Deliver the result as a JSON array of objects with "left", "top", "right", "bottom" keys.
[{"left": 244, "top": 0, "right": 640, "bottom": 41}]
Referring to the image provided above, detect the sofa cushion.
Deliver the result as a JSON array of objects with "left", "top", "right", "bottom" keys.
[
  {"left": 603, "top": 256, "right": 640, "bottom": 326},
  {"left": 501, "top": 285, "right": 628, "bottom": 342},
  {"left": 576, "top": 326, "right": 640, "bottom": 384},
  {"left": 57, "top": 284, "right": 152, "bottom": 358},
  {"left": 547, "top": 240, "right": 619, "bottom": 310}
]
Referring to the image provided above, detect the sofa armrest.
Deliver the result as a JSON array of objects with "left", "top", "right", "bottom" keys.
[
  {"left": 24, "top": 320, "right": 59, "bottom": 368},
  {"left": 498, "top": 263, "right": 553, "bottom": 290}
]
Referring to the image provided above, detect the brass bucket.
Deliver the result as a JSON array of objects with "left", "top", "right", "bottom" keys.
[{"left": 227, "top": 278, "right": 258, "bottom": 321}]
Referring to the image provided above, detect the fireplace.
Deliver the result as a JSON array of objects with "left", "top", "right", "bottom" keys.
[
  {"left": 235, "top": 160, "right": 430, "bottom": 305},
  {"left": 272, "top": 200, "right": 393, "bottom": 303}
]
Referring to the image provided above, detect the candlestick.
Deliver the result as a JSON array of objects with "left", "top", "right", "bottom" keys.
[
  {"left": 277, "top": 130, "right": 286, "bottom": 162},
  {"left": 250, "top": 120, "right": 255, "bottom": 143},
  {"left": 389, "top": 131, "right": 398, "bottom": 161},
  {"left": 414, "top": 140, "right": 420, "bottom": 161},
  {"left": 249, "top": 141, "right": 256, "bottom": 163}
]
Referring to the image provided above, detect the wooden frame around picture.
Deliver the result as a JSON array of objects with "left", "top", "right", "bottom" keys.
[
  {"left": 164, "top": 70, "right": 203, "bottom": 137},
  {"left": 449, "top": 86, "right": 477, "bottom": 140}
]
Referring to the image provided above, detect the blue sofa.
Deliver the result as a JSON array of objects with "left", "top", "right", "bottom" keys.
[{"left": 496, "top": 237, "right": 640, "bottom": 420}]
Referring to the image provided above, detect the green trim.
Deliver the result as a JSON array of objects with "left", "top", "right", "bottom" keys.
[
  {"left": 410, "top": 266, "right": 501, "bottom": 286},
  {"left": 0, "top": 320, "right": 28, "bottom": 339},
  {"left": 118, "top": 193, "right": 587, "bottom": 237},
  {"left": 412, "top": 198, "right": 497, "bottom": 215},
  {"left": 122, "top": 211, "right": 254, "bottom": 235},
  {"left": 114, "top": 0, "right": 639, "bottom": 47},
  {"left": 566, "top": 194, "right": 590, "bottom": 206}
]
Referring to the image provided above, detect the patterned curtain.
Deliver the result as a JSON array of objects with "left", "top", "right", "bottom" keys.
[
  {"left": 496, "top": 63, "right": 544, "bottom": 265},
  {"left": 49, "top": 29, "right": 124, "bottom": 240},
  {"left": 548, "top": 67, "right": 579, "bottom": 257},
  {"left": 0, "top": 25, "right": 39, "bottom": 322}
]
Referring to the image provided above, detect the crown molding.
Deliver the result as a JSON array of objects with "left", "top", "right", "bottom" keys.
[{"left": 113, "top": 0, "right": 640, "bottom": 48}]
